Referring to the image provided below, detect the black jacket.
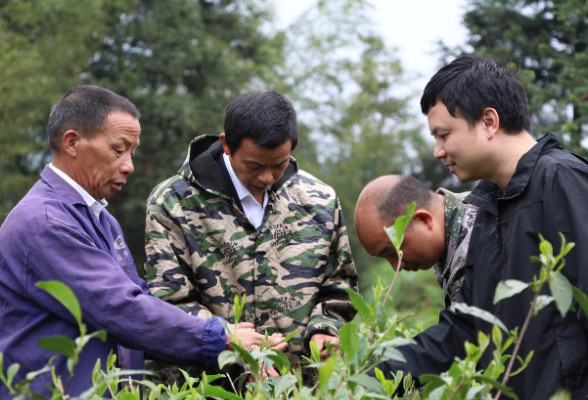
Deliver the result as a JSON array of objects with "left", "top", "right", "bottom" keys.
[{"left": 377, "top": 133, "right": 588, "bottom": 399}]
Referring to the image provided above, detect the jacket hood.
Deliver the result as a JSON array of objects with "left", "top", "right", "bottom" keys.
[{"left": 178, "top": 134, "right": 299, "bottom": 198}]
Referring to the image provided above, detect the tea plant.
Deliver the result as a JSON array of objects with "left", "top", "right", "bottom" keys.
[{"left": 2, "top": 203, "right": 588, "bottom": 399}]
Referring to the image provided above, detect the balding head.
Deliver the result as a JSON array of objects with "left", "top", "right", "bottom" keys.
[
  {"left": 354, "top": 175, "right": 445, "bottom": 272},
  {"left": 356, "top": 175, "right": 434, "bottom": 228}
]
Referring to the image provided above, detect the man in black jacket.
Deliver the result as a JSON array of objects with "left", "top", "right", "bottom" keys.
[{"left": 377, "top": 56, "right": 588, "bottom": 399}]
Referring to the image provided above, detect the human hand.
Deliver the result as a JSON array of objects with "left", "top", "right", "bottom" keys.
[
  {"left": 268, "top": 333, "right": 288, "bottom": 352},
  {"left": 225, "top": 322, "right": 266, "bottom": 350},
  {"left": 310, "top": 333, "right": 340, "bottom": 359}
]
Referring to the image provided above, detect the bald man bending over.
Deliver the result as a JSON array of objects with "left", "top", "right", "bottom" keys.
[{"left": 354, "top": 175, "right": 477, "bottom": 310}]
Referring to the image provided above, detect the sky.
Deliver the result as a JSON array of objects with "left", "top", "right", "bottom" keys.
[{"left": 274, "top": 0, "right": 470, "bottom": 126}]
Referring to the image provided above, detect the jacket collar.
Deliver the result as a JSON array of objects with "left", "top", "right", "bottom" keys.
[
  {"left": 41, "top": 165, "right": 88, "bottom": 206},
  {"left": 467, "top": 132, "right": 561, "bottom": 207},
  {"left": 181, "top": 135, "right": 299, "bottom": 198}
]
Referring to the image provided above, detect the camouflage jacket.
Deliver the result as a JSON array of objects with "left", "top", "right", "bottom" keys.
[
  {"left": 145, "top": 135, "right": 358, "bottom": 363},
  {"left": 432, "top": 188, "right": 478, "bottom": 311}
]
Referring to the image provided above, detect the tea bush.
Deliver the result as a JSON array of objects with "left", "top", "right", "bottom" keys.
[{"left": 2, "top": 204, "right": 587, "bottom": 400}]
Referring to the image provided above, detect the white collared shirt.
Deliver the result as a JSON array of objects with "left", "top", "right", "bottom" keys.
[
  {"left": 223, "top": 153, "right": 269, "bottom": 229},
  {"left": 49, "top": 163, "right": 108, "bottom": 219}
]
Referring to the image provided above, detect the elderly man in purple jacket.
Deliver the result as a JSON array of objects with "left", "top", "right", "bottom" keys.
[{"left": 0, "top": 85, "right": 282, "bottom": 397}]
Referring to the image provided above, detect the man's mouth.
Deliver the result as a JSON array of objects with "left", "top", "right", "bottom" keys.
[{"left": 111, "top": 181, "right": 125, "bottom": 191}]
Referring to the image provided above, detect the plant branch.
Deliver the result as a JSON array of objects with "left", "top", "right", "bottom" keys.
[
  {"left": 382, "top": 259, "right": 402, "bottom": 307},
  {"left": 494, "top": 291, "right": 539, "bottom": 400}
]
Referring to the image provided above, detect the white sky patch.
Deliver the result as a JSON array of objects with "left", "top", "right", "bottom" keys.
[{"left": 274, "top": 0, "right": 469, "bottom": 127}]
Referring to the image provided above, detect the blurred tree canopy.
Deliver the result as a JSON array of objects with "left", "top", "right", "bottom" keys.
[
  {"left": 444, "top": 0, "right": 588, "bottom": 154},
  {"left": 0, "top": 0, "right": 458, "bottom": 292}
]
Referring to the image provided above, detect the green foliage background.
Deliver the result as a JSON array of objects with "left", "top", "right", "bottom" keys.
[
  {"left": 443, "top": 0, "right": 588, "bottom": 155},
  {"left": 0, "top": 0, "right": 467, "bottom": 323}
]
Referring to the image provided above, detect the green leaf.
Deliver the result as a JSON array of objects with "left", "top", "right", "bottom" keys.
[
  {"left": 420, "top": 374, "right": 446, "bottom": 398},
  {"left": 100, "top": 370, "right": 156, "bottom": 380},
  {"left": 282, "top": 329, "right": 298, "bottom": 343},
  {"left": 218, "top": 350, "right": 238, "bottom": 370},
  {"left": 274, "top": 374, "right": 295, "bottom": 397},
  {"left": 375, "top": 303, "right": 388, "bottom": 332},
  {"left": 455, "top": 303, "right": 509, "bottom": 332},
  {"left": 374, "top": 337, "right": 416, "bottom": 348},
  {"left": 24, "top": 365, "right": 51, "bottom": 382},
  {"left": 493, "top": 280, "right": 530, "bottom": 304},
  {"left": 511, "top": 350, "right": 534, "bottom": 377},
  {"left": 466, "top": 385, "right": 486, "bottom": 400},
  {"left": 231, "top": 343, "right": 259, "bottom": 377},
  {"left": 317, "top": 357, "right": 335, "bottom": 394},
  {"left": 118, "top": 393, "right": 140, "bottom": 400},
  {"left": 7, "top": 363, "right": 19, "bottom": 387},
  {"left": 309, "top": 340, "right": 321, "bottom": 364},
  {"left": 37, "top": 336, "right": 76, "bottom": 359},
  {"left": 475, "top": 375, "right": 518, "bottom": 399},
  {"left": 534, "top": 295, "right": 554, "bottom": 315},
  {"left": 345, "top": 288, "right": 374, "bottom": 323},
  {"left": 549, "top": 272, "right": 573, "bottom": 317},
  {"left": 491, "top": 324, "right": 503, "bottom": 350},
  {"left": 377, "top": 347, "right": 406, "bottom": 363},
  {"left": 36, "top": 281, "right": 82, "bottom": 326},
  {"left": 539, "top": 240, "right": 553, "bottom": 258},
  {"left": 77, "top": 330, "right": 107, "bottom": 348},
  {"left": 339, "top": 323, "right": 359, "bottom": 359},
  {"left": 265, "top": 351, "right": 291, "bottom": 375},
  {"left": 348, "top": 374, "right": 385, "bottom": 394},
  {"left": 572, "top": 286, "right": 588, "bottom": 318},
  {"left": 204, "top": 385, "right": 242, "bottom": 400}
]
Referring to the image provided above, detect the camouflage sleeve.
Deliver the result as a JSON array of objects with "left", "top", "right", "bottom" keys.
[
  {"left": 304, "top": 197, "right": 358, "bottom": 343},
  {"left": 145, "top": 187, "right": 215, "bottom": 320}
]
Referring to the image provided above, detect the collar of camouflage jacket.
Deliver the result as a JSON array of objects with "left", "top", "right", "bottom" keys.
[
  {"left": 437, "top": 188, "right": 471, "bottom": 269},
  {"left": 180, "top": 134, "right": 299, "bottom": 198}
]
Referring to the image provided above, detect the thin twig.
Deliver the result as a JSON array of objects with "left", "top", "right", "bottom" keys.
[
  {"left": 227, "top": 372, "right": 239, "bottom": 395},
  {"left": 106, "top": 379, "right": 116, "bottom": 398},
  {"left": 494, "top": 291, "right": 539, "bottom": 400},
  {"left": 382, "top": 259, "right": 402, "bottom": 307},
  {"left": 447, "top": 379, "right": 464, "bottom": 400},
  {"left": 57, "top": 377, "right": 66, "bottom": 398}
]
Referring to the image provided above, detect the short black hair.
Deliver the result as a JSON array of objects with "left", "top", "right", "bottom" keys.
[
  {"left": 223, "top": 91, "right": 298, "bottom": 154},
  {"left": 420, "top": 55, "right": 530, "bottom": 133},
  {"left": 47, "top": 85, "right": 140, "bottom": 152},
  {"left": 377, "top": 176, "right": 434, "bottom": 224}
]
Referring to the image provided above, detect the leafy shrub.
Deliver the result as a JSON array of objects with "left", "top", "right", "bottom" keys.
[{"left": 2, "top": 205, "right": 587, "bottom": 399}]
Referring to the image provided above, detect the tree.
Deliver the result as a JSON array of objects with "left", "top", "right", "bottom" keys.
[
  {"left": 444, "top": 0, "right": 588, "bottom": 154},
  {"left": 0, "top": 0, "right": 285, "bottom": 267},
  {"left": 85, "top": 0, "right": 285, "bottom": 265},
  {"left": 0, "top": 0, "right": 133, "bottom": 218},
  {"left": 276, "top": 0, "right": 463, "bottom": 284}
]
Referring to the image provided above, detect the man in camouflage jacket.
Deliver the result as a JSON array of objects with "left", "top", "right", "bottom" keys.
[
  {"left": 355, "top": 175, "right": 477, "bottom": 310},
  {"left": 145, "top": 92, "right": 358, "bottom": 375}
]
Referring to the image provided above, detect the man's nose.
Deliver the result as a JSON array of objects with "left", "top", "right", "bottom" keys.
[
  {"left": 120, "top": 155, "right": 135, "bottom": 175},
  {"left": 433, "top": 140, "right": 446, "bottom": 160},
  {"left": 258, "top": 169, "right": 273, "bottom": 186}
]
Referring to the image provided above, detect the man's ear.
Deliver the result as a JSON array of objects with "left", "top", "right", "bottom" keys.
[
  {"left": 480, "top": 107, "right": 500, "bottom": 140},
  {"left": 219, "top": 133, "right": 231, "bottom": 156},
  {"left": 61, "top": 130, "right": 82, "bottom": 157},
  {"left": 413, "top": 209, "right": 435, "bottom": 230}
]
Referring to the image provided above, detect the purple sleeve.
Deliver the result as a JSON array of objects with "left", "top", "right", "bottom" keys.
[
  {"left": 203, "top": 318, "right": 227, "bottom": 369},
  {"left": 26, "top": 220, "right": 227, "bottom": 364}
]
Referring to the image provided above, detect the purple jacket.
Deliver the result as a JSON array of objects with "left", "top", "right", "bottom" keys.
[{"left": 0, "top": 166, "right": 226, "bottom": 397}]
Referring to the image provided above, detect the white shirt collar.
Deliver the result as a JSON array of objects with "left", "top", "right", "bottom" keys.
[
  {"left": 222, "top": 153, "right": 270, "bottom": 203},
  {"left": 49, "top": 163, "right": 108, "bottom": 219}
]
